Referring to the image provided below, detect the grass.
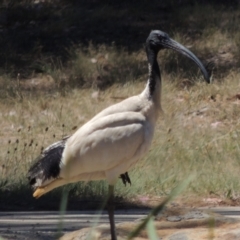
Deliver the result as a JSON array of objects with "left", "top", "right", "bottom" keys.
[
  {"left": 1, "top": 1, "right": 240, "bottom": 210},
  {"left": 1, "top": 71, "right": 240, "bottom": 207}
]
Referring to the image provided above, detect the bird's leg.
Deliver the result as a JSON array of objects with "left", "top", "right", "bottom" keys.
[
  {"left": 120, "top": 172, "right": 131, "bottom": 186},
  {"left": 107, "top": 185, "right": 117, "bottom": 240}
]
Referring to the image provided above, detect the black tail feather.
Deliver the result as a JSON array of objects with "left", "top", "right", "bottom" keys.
[{"left": 27, "top": 137, "right": 69, "bottom": 188}]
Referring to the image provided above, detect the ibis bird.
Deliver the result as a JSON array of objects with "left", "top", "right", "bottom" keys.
[{"left": 27, "top": 30, "right": 210, "bottom": 240}]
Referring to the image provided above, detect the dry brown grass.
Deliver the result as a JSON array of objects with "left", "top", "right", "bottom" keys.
[
  {"left": 1, "top": 69, "right": 240, "bottom": 204},
  {"left": 1, "top": 3, "right": 240, "bottom": 208}
]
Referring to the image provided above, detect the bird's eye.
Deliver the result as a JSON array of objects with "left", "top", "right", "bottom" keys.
[{"left": 157, "top": 34, "right": 166, "bottom": 41}]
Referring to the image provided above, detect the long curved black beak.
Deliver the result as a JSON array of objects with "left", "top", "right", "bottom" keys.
[{"left": 163, "top": 39, "right": 211, "bottom": 83}]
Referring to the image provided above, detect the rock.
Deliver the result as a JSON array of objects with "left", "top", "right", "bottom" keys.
[
  {"left": 167, "top": 216, "right": 182, "bottom": 222},
  {"left": 60, "top": 208, "right": 240, "bottom": 240}
]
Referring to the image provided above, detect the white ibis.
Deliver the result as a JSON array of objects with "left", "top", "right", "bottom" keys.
[{"left": 27, "top": 30, "right": 210, "bottom": 240}]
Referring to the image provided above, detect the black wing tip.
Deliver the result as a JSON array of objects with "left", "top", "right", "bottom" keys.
[
  {"left": 27, "top": 138, "right": 68, "bottom": 188},
  {"left": 28, "top": 176, "right": 37, "bottom": 188}
]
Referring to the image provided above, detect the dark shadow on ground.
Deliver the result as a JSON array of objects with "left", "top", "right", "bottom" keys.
[
  {"left": 1, "top": 0, "right": 238, "bottom": 77},
  {"left": 0, "top": 0, "right": 170, "bottom": 77},
  {"left": 1, "top": 186, "right": 151, "bottom": 212}
]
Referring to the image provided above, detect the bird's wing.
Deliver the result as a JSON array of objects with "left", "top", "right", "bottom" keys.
[
  {"left": 89, "top": 95, "right": 142, "bottom": 123},
  {"left": 61, "top": 111, "right": 153, "bottom": 180}
]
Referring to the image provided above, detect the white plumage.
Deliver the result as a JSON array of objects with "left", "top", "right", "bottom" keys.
[
  {"left": 27, "top": 30, "right": 210, "bottom": 240},
  {"left": 62, "top": 93, "right": 154, "bottom": 181}
]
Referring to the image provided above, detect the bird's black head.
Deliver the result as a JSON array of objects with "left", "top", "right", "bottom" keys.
[
  {"left": 146, "top": 30, "right": 170, "bottom": 51},
  {"left": 146, "top": 30, "right": 210, "bottom": 83}
]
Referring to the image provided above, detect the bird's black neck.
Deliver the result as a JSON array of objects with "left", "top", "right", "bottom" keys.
[{"left": 146, "top": 47, "right": 161, "bottom": 98}]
